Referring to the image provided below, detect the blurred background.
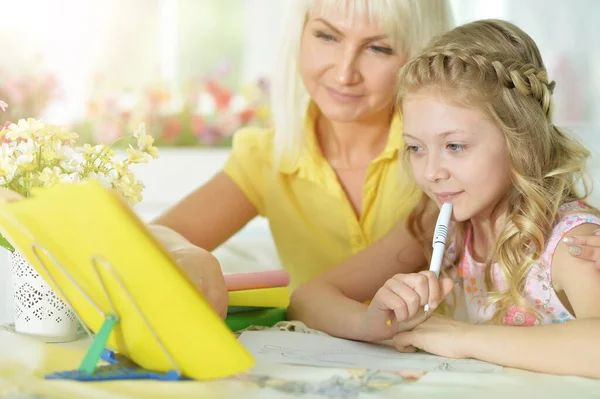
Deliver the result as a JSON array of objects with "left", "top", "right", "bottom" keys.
[
  {"left": 0, "top": 0, "right": 599, "bottom": 322},
  {"left": 1, "top": 1, "right": 598, "bottom": 152}
]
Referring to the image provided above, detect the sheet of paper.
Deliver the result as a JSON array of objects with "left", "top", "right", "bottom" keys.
[{"left": 238, "top": 331, "right": 502, "bottom": 373}]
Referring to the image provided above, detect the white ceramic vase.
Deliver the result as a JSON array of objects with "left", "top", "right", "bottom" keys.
[{"left": 10, "top": 250, "right": 79, "bottom": 342}]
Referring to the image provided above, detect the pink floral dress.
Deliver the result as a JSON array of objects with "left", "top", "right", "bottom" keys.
[{"left": 444, "top": 201, "right": 600, "bottom": 326}]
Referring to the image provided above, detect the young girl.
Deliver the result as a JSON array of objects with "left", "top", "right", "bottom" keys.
[{"left": 289, "top": 19, "right": 600, "bottom": 378}]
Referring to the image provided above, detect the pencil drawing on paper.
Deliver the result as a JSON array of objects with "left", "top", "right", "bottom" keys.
[
  {"left": 257, "top": 344, "right": 487, "bottom": 371},
  {"left": 239, "top": 331, "right": 502, "bottom": 373}
]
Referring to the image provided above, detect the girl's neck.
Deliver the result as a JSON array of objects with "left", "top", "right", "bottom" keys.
[
  {"left": 469, "top": 204, "right": 509, "bottom": 263},
  {"left": 316, "top": 106, "right": 392, "bottom": 170}
]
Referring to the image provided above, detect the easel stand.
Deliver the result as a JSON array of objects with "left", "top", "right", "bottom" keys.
[{"left": 31, "top": 242, "right": 189, "bottom": 381}]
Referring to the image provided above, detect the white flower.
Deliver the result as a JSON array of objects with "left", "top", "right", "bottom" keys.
[
  {"left": 132, "top": 123, "right": 147, "bottom": 149},
  {"left": 131, "top": 123, "right": 158, "bottom": 159},
  {"left": 5, "top": 119, "right": 45, "bottom": 141},
  {"left": 0, "top": 100, "right": 7, "bottom": 112},
  {"left": 57, "top": 145, "right": 76, "bottom": 160},
  {"left": 107, "top": 168, "right": 119, "bottom": 181},
  {"left": 15, "top": 139, "right": 38, "bottom": 155},
  {"left": 15, "top": 153, "right": 35, "bottom": 167},
  {"left": 60, "top": 157, "right": 82, "bottom": 174},
  {"left": 38, "top": 166, "right": 64, "bottom": 187},
  {"left": 0, "top": 156, "right": 17, "bottom": 181},
  {"left": 0, "top": 143, "right": 14, "bottom": 158},
  {"left": 59, "top": 173, "right": 81, "bottom": 184},
  {"left": 87, "top": 171, "right": 114, "bottom": 189},
  {"left": 0, "top": 118, "right": 157, "bottom": 205},
  {"left": 126, "top": 147, "right": 148, "bottom": 164}
]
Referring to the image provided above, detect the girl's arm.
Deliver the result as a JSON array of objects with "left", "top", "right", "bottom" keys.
[
  {"left": 288, "top": 217, "right": 428, "bottom": 341},
  {"left": 394, "top": 223, "right": 600, "bottom": 378},
  {"left": 460, "top": 318, "right": 600, "bottom": 378}
]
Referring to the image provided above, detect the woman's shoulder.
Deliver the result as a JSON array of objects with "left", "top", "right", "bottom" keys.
[
  {"left": 231, "top": 126, "right": 275, "bottom": 150},
  {"left": 225, "top": 127, "right": 276, "bottom": 173}
]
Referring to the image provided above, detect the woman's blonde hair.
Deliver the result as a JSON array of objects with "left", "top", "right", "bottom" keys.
[
  {"left": 270, "top": 0, "right": 454, "bottom": 167},
  {"left": 397, "top": 19, "right": 595, "bottom": 324}
]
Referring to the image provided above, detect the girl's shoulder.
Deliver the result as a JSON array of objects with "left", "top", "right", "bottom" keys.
[{"left": 555, "top": 200, "right": 600, "bottom": 229}]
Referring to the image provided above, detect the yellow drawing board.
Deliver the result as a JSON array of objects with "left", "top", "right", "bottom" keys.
[{"left": 0, "top": 181, "right": 254, "bottom": 380}]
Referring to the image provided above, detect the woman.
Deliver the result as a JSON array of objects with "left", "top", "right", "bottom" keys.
[{"left": 150, "top": 0, "right": 454, "bottom": 318}]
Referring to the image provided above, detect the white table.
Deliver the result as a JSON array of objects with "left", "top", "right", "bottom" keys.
[{"left": 1, "top": 327, "right": 599, "bottom": 399}]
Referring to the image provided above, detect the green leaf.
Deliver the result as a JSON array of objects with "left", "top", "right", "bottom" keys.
[{"left": 0, "top": 233, "right": 15, "bottom": 252}]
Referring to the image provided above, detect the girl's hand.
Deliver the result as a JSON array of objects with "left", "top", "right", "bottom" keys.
[
  {"left": 363, "top": 271, "right": 454, "bottom": 341},
  {"left": 563, "top": 230, "right": 600, "bottom": 269},
  {"left": 392, "top": 313, "right": 472, "bottom": 359}
]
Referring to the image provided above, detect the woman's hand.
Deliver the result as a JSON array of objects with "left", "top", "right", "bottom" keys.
[
  {"left": 0, "top": 188, "right": 24, "bottom": 202},
  {"left": 392, "top": 313, "right": 472, "bottom": 359},
  {"left": 563, "top": 229, "right": 600, "bottom": 269},
  {"left": 363, "top": 271, "right": 454, "bottom": 341},
  {"left": 171, "top": 246, "right": 228, "bottom": 319}
]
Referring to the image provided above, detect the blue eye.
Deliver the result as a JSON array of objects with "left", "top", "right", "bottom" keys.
[
  {"left": 406, "top": 145, "right": 423, "bottom": 154},
  {"left": 447, "top": 143, "right": 465, "bottom": 152}
]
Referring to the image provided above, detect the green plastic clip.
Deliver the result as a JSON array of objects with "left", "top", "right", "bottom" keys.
[{"left": 78, "top": 314, "right": 119, "bottom": 375}]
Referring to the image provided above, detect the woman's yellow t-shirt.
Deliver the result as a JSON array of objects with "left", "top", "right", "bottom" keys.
[{"left": 223, "top": 105, "right": 420, "bottom": 290}]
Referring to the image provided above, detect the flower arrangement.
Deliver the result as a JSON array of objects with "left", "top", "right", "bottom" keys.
[
  {"left": 0, "top": 102, "right": 159, "bottom": 252},
  {"left": 71, "top": 69, "right": 271, "bottom": 148}
]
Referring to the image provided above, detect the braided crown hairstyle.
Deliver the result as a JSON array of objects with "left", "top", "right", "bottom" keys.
[{"left": 397, "top": 19, "right": 594, "bottom": 324}]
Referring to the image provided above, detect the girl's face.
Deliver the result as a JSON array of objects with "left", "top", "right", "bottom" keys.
[
  {"left": 402, "top": 88, "right": 512, "bottom": 223},
  {"left": 299, "top": 5, "right": 406, "bottom": 124}
]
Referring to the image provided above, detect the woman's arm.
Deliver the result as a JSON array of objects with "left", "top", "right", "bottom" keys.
[
  {"left": 152, "top": 172, "right": 257, "bottom": 251},
  {"left": 288, "top": 217, "right": 428, "bottom": 341},
  {"left": 394, "top": 223, "right": 600, "bottom": 378},
  {"left": 148, "top": 172, "right": 257, "bottom": 318}
]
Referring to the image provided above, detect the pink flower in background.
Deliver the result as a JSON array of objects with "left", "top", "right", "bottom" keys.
[
  {"left": 93, "top": 122, "right": 122, "bottom": 145},
  {"left": 161, "top": 117, "right": 182, "bottom": 141},
  {"left": 0, "top": 101, "right": 7, "bottom": 112},
  {"left": 190, "top": 115, "right": 205, "bottom": 137},
  {"left": 198, "top": 126, "right": 221, "bottom": 146}
]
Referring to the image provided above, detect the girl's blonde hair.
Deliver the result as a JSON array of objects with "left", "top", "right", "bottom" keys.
[
  {"left": 270, "top": 0, "right": 454, "bottom": 167},
  {"left": 397, "top": 19, "right": 595, "bottom": 324}
]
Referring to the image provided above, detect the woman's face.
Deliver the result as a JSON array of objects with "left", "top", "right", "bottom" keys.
[{"left": 299, "top": 5, "right": 406, "bottom": 124}]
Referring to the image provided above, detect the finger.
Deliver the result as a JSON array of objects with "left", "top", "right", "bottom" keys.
[
  {"left": 386, "top": 279, "right": 423, "bottom": 320},
  {"left": 393, "top": 331, "right": 418, "bottom": 352},
  {"left": 200, "top": 258, "right": 229, "bottom": 319},
  {"left": 377, "top": 286, "right": 409, "bottom": 322},
  {"left": 403, "top": 273, "right": 430, "bottom": 306},
  {"left": 396, "top": 344, "right": 417, "bottom": 353},
  {"left": 563, "top": 234, "right": 600, "bottom": 247},
  {"left": 568, "top": 244, "right": 600, "bottom": 263},
  {"left": 418, "top": 271, "right": 440, "bottom": 309}
]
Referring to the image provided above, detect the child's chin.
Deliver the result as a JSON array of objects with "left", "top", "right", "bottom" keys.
[{"left": 450, "top": 207, "right": 469, "bottom": 222}]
